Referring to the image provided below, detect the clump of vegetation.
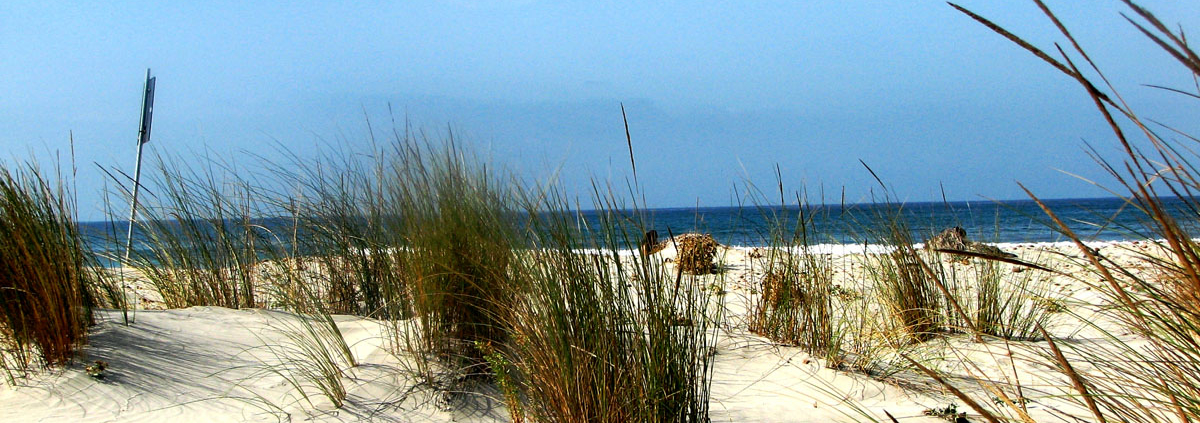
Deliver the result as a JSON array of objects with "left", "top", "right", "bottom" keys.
[
  {"left": 503, "top": 189, "right": 719, "bottom": 423},
  {"left": 476, "top": 340, "right": 523, "bottom": 423},
  {"left": 830, "top": 284, "right": 860, "bottom": 301},
  {"left": 746, "top": 188, "right": 842, "bottom": 364},
  {"left": 855, "top": 185, "right": 978, "bottom": 345},
  {"left": 261, "top": 142, "right": 409, "bottom": 318},
  {"left": 739, "top": 177, "right": 844, "bottom": 367},
  {"left": 917, "top": 1, "right": 1200, "bottom": 422},
  {"left": 752, "top": 252, "right": 840, "bottom": 361},
  {"left": 0, "top": 163, "right": 97, "bottom": 383},
  {"left": 868, "top": 225, "right": 946, "bottom": 344},
  {"left": 923, "top": 403, "right": 968, "bottom": 422},
  {"left": 675, "top": 233, "right": 720, "bottom": 274},
  {"left": 385, "top": 137, "right": 519, "bottom": 381},
  {"left": 257, "top": 284, "right": 358, "bottom": 411},
  {"left": 84, "top": 360, "right": 108, "bottom": 379},
  {"left": 94, "top": 115, "right": 720, "bottom": 421},
  {"left": 971, "top": 259, "right": 1060, "bottom": 341},
  {"left": 758, "top": 267, "right": 791, "bottom": 310},
  {"left": 110, "top": 152, "right": 265, "bottom": 309}
]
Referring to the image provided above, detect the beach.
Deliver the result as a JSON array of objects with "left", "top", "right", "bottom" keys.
[
  {"left": 0, "top": 239, "right": 1161, "bottom": 422},
  {"left": 3, "top": 1, "right": 1198, "bottom": 422}
]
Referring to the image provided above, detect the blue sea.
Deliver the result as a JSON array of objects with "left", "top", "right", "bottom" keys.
[
  {"left": 79, "top": 196, "right": 1197, "bottom": 267},
  {"left": 634, "top": 196, "right": 1197, "bottom": 246}
]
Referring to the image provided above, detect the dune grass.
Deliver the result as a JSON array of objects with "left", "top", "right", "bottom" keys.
[
  {"left": 382, "top": 134, "right": 520, "bottom": 387},
  {"left": 746, "top": 186, "right": 843, "bottom": 365},
  {"left": 741, "top": 181, "right": 1070, "bottom": 397},
  {"left": 916, "top": 245, "right": 1063, "bottom": 342},
  {"left": 750, "top": 249, "right": 839, "bottom": 360},
  {"left": 503, "top": 186, "right": 718, "bottom": 423},
  {"left": 970, "top": 258, "right": 1060, "bottom": 341},
  {"left": 257, "top": 139, "right": 409, "bottom": 318},
  {"left": 861, "top": 209, "right": 949, "bottom": 344},
  {"left": 92, "top": 115, "right": 723, "bottom": 420},
  {"left": 111, "top": 152, "right": 265, "bottom": 309},
  {"left": 0, "top": 163, "right": 96, "bottom": 383},
  {"left": 250, "top": 128, "right": 520, "bottom": 394},
  {"left": 14, "top": 5, "right": 1200, "bottom": 421},
  {"left": 915, "top": 1, "right": 1200, "bottom": 421},
  {"left": 256, "top": 278, "right": 359, "bottom": 411},
  {"left": 73, "top": 85, "right": 1117, "bottom": 423}
]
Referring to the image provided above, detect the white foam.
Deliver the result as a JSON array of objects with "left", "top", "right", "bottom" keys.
[
  {"left": 727, "top": 243, "right": 897, "bottom": 256},
  {"left": 728, "top": 238, "right": 1169, "bottom": 257},
  {"left": 573, "top": 248, "right": 639, "bottom": 257}
]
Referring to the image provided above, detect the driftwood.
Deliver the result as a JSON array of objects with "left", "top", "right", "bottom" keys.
[{"left": 924, "top": 226, "right": 1016, "bottom": 261}]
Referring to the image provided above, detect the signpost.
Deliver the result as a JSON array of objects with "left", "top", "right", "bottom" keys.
[{"left": 124, "top": 69, "right": 155, "bottom": 262}]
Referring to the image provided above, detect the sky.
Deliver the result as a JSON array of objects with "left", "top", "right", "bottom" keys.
[{"left": 2, "top": 1, "right": 1200, "bottom": 220}]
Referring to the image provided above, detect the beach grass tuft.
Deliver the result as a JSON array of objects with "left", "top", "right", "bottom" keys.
[
  {"left": 384, "top": 134, "right": 520, "bottom": 384},
  {"left": 867, "top": 219, "right": 945, "bottom": 344},
  {"left": 257, "top": 139, "right": 409, "bottom": 318},
  {"left": 504, "top": 186, "right": 719, "bottom": 423},
  {"left": 111, "top": 151, "right": 264, "bottom": 309},
  {"left": 0, "top": 163, "right": 95, "bottom": 382},
  {"left": 257, "top": 278, "right": 358, "bottom": 411},
  {"left": 747, "top": 188, "right": 843, "bottom": 365},
  {"left": 930, "top": 1, "right": 1200, "bottom": 421},
  {"left": 970, "top": 258, "right": 1059, "bottom": 341}
]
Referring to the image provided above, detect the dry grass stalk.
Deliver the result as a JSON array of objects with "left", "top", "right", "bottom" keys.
[{"left": 902, "top": 354, "right": 1002, "bottom": 423}]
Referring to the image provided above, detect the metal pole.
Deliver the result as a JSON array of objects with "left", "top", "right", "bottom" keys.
[{"left": 124, "top": 69, "right": 155, "bottom": 262}]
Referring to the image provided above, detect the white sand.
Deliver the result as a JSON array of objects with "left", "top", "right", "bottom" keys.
[{"left": 0, "top": 240, "right": 1159, "bottom": 422}]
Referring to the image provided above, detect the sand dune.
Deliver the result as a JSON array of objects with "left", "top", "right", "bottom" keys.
[{"left": 0, "top": 241, "right": 1156, "bottom": 422}]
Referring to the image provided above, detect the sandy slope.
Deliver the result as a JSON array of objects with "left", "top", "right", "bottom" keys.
[
  {"left": 0, "top": 307, "right": 482, "bottom": 422},
  {"left": 0, "top": 241, "right": 1155, "bottom": 422}
]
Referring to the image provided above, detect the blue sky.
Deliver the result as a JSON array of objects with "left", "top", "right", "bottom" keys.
[{"left": 2, "top": 1, "right": 1199, "bottom": 219}]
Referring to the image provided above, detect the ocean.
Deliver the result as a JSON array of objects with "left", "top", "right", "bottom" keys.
[
  {"left": 633, "top": 196, "right": 1195, "bottom": 246},
  {"left": 79, "top": 196, "right": 1197, "bottom": 267}
]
